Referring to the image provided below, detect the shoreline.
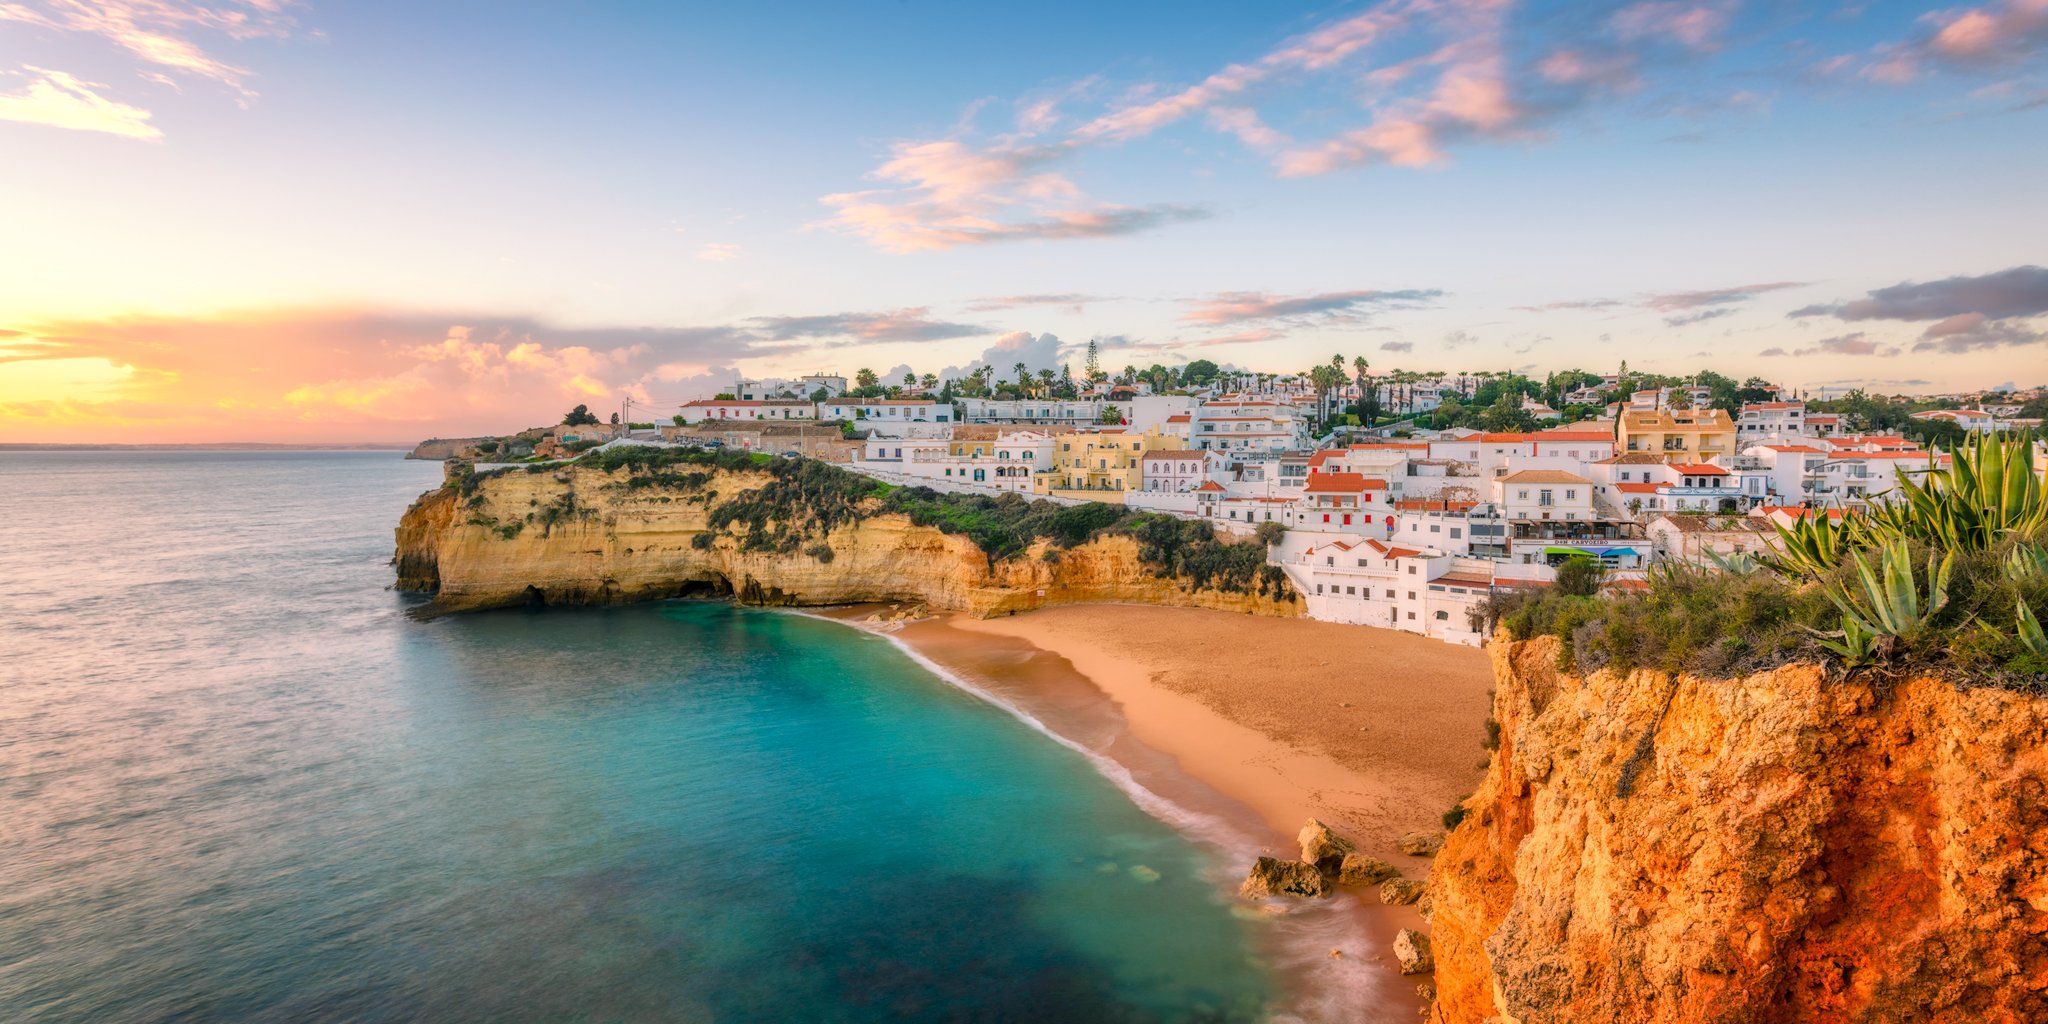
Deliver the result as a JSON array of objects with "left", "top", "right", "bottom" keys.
[{"left": 807, "top": 602, "right": 1496, "bottom": 1023}]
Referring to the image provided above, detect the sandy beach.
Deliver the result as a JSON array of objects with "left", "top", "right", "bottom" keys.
[{"left": 864, "top": 603, "right": 1497, "bottom": 1020}]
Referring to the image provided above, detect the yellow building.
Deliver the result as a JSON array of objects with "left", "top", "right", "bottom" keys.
[
  {"left": 1617, "top": 408, "right": 1737, "bottom": 462},
  {"left": 1034, "top": 428, "right": 1170, "bottom": 501}
]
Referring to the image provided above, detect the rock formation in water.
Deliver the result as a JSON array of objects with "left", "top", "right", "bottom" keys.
[
  {"left": 1423, "top": 636, "right": 2048, "bottom": 1024},
  {"left": 1240, "top": 857, "right": 1330, "bottom": 899},
  {"left": 395, "top": 458, "right": 1297, "bottom": 618}
]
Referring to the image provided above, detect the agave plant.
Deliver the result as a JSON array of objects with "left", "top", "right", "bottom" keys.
[
  {"left": 1812, "top": 615, "right": 1880, "bottom": 668},
  {"left": 1862, "top": 432, "right": 2045, "bottom": 553},
  {"left": 1823, "top": 539, "right": 1953, "bottom": 647},
  {"left": 2007, "top": 543, "right": 2048, "bottom": 581},
  {"left": 1759, "top": 509, "right": 1860, "bottom": 580},
  {"left": 2019, "top": 600, "right": 2048, "bottom": 659},
  {"left": 1706, "top": 548, "right": 1760, "bottom": 575}
]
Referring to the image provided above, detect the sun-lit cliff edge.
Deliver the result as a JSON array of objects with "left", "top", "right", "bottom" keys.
[
  {"left": 394, "top": 456, "right": 1299, "bottom": 617},
  {"left": 1423, "top": 635, "right": 2048, "bottom": 1024}
]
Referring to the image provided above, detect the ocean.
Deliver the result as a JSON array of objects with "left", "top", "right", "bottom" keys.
[{"left": 0, "top": 451, "right": 1286, "bottom": 1022}]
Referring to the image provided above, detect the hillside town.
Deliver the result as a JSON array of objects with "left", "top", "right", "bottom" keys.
[{"left": 520, "top": 364, "right": 2047, "bottom": 648}]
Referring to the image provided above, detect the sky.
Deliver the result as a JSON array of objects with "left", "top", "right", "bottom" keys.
[{"left": 1, "top": 0, "right": 2045, "bottom": 443}]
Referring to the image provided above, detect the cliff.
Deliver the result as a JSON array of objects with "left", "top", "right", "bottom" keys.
[
  {"left": 394, "top": 460, "right": 1298, "bottom": 618},
  {"left": 1424, "top": 637, "right": 2048, "bottom": 1024}
]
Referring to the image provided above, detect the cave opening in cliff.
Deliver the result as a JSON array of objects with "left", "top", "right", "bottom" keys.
[{"left": 674, "top": 576, "right": 735, "bottom": 601}]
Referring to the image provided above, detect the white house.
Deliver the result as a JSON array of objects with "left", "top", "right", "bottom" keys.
[
  {"left": 1495, "top": 469, "right": 1596, "bottom": 522},
  {"left": 677, "top": 399, "right": 819, "bottom": 424},
  {"left": 1279, "top": 535, "right": 1489, "bottom": 646},
  {"left": 1140, "top": 449, "right": 1219, "bottom": 492}
]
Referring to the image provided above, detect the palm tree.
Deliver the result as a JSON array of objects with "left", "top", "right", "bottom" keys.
[
  {"left": 1013, "top": 361, "right": 1030, "bottom": 394},
  {"left": 1353, "top": 356, "right": 1373, "bottom": 428},
  {"left": 1038, "top": 368, "right": 1055, "bottom": 395}
]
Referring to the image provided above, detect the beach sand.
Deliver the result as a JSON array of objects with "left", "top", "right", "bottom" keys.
[{"left": 875, "top": 603, "right": 1497, "bottom": 1021}]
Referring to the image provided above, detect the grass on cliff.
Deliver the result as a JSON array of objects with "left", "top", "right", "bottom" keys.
[
  {"left": 544, "top": 444, "right": 1292, "bottom": 599},
  {"left": 1476, "top": 435, "right": 2048, "bottom": 689}
]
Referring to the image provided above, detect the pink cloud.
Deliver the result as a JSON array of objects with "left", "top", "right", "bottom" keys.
[{"left": 1610, "top": 2, "right": 1734, "bottom": 52}]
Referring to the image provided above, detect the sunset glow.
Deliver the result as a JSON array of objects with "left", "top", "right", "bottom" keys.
[{"left": 4, "top": 0, "right": 2046, "bottom": 442}]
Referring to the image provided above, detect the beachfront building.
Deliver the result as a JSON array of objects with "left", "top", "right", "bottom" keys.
[
  {"left": 1616, "top": 408, "right": 1738, "bottom": 464},
  {"left": 1645, "top": 514, "right": 1780, "bottom": 568},
  {"left": 1278, "top": 535, "right": 1490, "bottom": 646},
  {"left": 1297, "top": 472, "right": 1391, "bottom": 532},
  {"left": 859, "top": 429, "right": 1057, "bottom": 492},
  {"left": 675, "top": 399, "right": 819, "bottom": 424}
]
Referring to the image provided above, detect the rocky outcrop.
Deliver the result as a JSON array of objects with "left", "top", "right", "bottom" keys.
[
  {"left": 1339, "top": 852, "right": 1398, "bottom": 886},
  {"left": 1241, "top": 857, "right": 1330, "bottom": 899},
  {"left": 1398, "top": 830, "right": 1444, "bottom": 857},
  {"left": 1424, "top": 637, "right": 2048, "bottom": 1024},
  {"left": 1299, "top": 818, "right": 1356, "bottom": 873},
  {"left": 1380, "top": 878, "right": 1425, "bottom": 906},
  {"left": 395, "top": 462, "right": 1298, "bottom": 618},
  {"left": 1395, "top": 929, "right": 1434, "bottom": 975}
]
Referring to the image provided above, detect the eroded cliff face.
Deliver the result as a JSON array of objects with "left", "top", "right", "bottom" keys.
[
  {"left": 1424, "top": 638, "right": 2048, "bottom": 1024},
  {"left": 394, "top": 463, "right": 1297, "bottom": 617}
]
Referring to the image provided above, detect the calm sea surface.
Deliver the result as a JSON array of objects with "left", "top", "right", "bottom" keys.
[{"left": 0, "top": 451, "right": 1277, "bottom": 1023}]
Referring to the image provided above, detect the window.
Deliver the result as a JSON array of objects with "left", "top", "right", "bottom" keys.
[
  {"left": 1406, "top": 565, "right": 1417, "bottom": 575},
  {"left": 1408, "top": 591, "right": 1417, "bottom": 600},
  {"left": 1435, "top": 610, "right": 1449, "bottom": 621},
  {"left": 1345, "top": 586, "right": 1356, "bottom": 595},
  {"left": 1407, "top": 611, "right": 1416, "bottom": 620},
  {"left": 1430, "top": 524, "right": 1441, "bottom": 533},
  {"left": 1385, "top": 589, "right": 1395, "bottom": 599},
  {"left": 1450, "top": 528, "right": 1462, "bottom": 539},
  {"left": 1517, "top": 490, "right": 1529, "bottom": 500}
]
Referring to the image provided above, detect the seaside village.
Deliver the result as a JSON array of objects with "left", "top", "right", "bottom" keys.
[{"left": 544, "top": 369, "right": 2045, "bottom": 649}]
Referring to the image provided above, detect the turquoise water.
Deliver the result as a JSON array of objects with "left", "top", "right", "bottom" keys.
[{"left": 0, "top": 452, "right": 1278, "bottom": 1022}]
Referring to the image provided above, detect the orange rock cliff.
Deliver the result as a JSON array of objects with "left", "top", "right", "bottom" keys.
[{"left": 1424, "top": 636, "right": 2048, "bottom": 1024}]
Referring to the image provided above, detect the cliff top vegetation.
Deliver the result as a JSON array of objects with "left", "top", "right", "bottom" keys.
[
  {"left": 1480, "top": 434, "right": 2048, "bottom": 689},
  {"left": 458, "top": 444, "right": 1292, "bottom": 600}
]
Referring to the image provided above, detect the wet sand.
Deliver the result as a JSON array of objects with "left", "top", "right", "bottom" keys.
[{"left": 817, "top": 602, "right": 1496, "bottom": 1022}]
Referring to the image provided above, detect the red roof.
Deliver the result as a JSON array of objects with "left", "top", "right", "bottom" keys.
[
  {"left": 1194, "top": 480, "right": 1225, "bottom": 492},
  {"left": 1762, "top": 444, "right": 1824, "bottom": 453},
  {"left": 1671, "top": 463, "right": 1729, "bottom": 475},
  {"left": 684, "top": 399, "right": 764, "bottom": 407},
  {"left": 1305, "top": 472, "right": 1384, "bottom": 493},
  {"left": 1476, "top": 432, "right": 1536, "bottom": 443},
  {"left": 1615, "top": 482, "right": 1661, "bottom": 493},
  {"left": 1394, "top": 498, "right": 1479, "bottom": 512},
  {"left": 1430, "top": 572, "right": 1494, "bottom": 587},
  {"left": 1533, "top": 430, "right": 1614, "bottom": 442}
]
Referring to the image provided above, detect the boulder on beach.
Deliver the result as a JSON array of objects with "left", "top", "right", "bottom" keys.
[
  {"left": 1394, "top": 928, "right": 1434, "bottom": 975},
  {"left": 1338, "top": 851, "right": 1397, "bottom": 886},
  {"left": 1297, "top": 818, "right": 1355, "bottom": 872},
  {"left": 1240, "top": 856, "right": 1331, "bottom": 899},
  {"left": 1398, "top": 830, "right": 1445, "bottom": 857},
  {"left": 1380, "top": 878, "right": 1426, "bottom": 905}
]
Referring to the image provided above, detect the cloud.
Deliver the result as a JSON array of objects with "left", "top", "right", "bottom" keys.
[
  {"left": 696, "top": 242, "right": 741, "bottom": 262},
  {"left": 745, "top": 307, "right": 988, "bottom": 344},
  {"left": 1663, "top": 307, "right": 1737, "bottom": 327},
  {"left": 1911, "top": 312, "right": 2046, "bottom": 353},
  {"left": 1842, "top": 0, "right": 2048, "bottom": 84},
  {"left": 1788, "top": 265, "right": 2048, "bottom": 354},
  {"left": 1644, "top": 281, "right": 1808, "bottom": 312},
  {"left": 816, "top": 138, "right": 1209, "bottom": 252},
  {"left": 1790, "top": 265, "right": 2048, "bottom": 321},
  {"left": 1610, "top": 2, "right": 1736, "bottom": 52},
  {"left": 1760, "top": 332, "right": 1902, "bottom": 358},
  {"left": 962, "top": 293, "right": 1109, "bottom": 313},
  {"left": 939, "top": 330, "right": 1069, "bottom": 381},
  {"left": 0, "top": 66, "right": 160, "bottom": 139},
  {"left": 1513, "top": 298, "right": 1624, "bottom": 312},
  {"left": 1380, "top": 340, "right": 1415, "bottom": 352},
  {"left": 1442, "top": 329, "right": 1480, "bottom": 349},
  {"left": 0, "top": 304, "right": 1009, "bottom": 441},
  {"left": 0, "top": 0, "right": 302, "bottom": 96},
  {"left": 1179, "top": 288, "right": 1442, "bottom": 326}
]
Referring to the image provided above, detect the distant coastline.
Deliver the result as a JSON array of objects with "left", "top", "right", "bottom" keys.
[{"left": 0, "top": 443, "right": 415, "bottom": 451}]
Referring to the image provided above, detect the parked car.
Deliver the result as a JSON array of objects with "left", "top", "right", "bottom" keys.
[{"left": 779, "top": 451, "right": 802, "bottom": 460}]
